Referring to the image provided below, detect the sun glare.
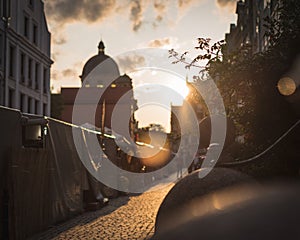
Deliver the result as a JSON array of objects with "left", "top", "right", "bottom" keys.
[
  {"left": 167, "top": 80, "right": 190, "bottom": 99},
  {"left": 181, "top": 83, "right": 190, "bottom": 99},
  {"left": 277, "top": 77, "right": 296, "bottom": 96},
  {"left": 132, "top": 69, "right": 191, "bottom": 132}
]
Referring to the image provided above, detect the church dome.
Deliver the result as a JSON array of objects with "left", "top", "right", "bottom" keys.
[{"left": 80, "top": 40, "right": 120, "bottom": 86}]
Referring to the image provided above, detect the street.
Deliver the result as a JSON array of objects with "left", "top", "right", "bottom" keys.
[{"left": 31, "top": 184, "right": 173, "bottom": 240}]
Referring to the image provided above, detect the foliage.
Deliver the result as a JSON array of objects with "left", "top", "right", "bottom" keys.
[
  {"left": 139, "top": 123, "right": 166, "bottom": 133},
  {"left": 169, "top": 0, "right": 300, "bottom": 149},
  {"left": 264, "top": 0, "right": 300, "bottom": 50},
  {"left": 169, "top": 39, "right": 258, "bottom": 137}
]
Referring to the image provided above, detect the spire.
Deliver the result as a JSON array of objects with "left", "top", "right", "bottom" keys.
[{"left": 98, "top": 39, "right": 105, "bottom": 54}]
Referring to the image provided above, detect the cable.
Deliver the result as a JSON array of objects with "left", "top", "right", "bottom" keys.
[{"left": 220, "top": 119, "right": 300, "bottom": 167}]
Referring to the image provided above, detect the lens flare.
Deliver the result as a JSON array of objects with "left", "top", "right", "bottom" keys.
[
  {"left": 277, "top": 77, "right": 296, "bottom": 96},
  {"left": 140, "top": 148, "right": 171, "bottom": 168},
  {"left": 182, "top": 85, "right": 190, "bottom": 99}
]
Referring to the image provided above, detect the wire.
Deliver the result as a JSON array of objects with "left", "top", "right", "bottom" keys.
[{"left": 220, "top": 119, "right": 300, "bottom": 167}]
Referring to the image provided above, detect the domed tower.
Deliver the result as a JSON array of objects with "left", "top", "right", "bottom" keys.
[
  {"left": 78, "top": 40, "right": 137, "bottom": 134},
  {"left": 59, "top": 40, "right": 137, "bottom": 140},
  {"left": 80, "top": 40, "right": 121, "bottom": 88}
]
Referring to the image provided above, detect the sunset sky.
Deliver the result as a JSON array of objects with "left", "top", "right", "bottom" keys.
[{"left": 44, "top": 0, "right": 237, "bottom": 131}]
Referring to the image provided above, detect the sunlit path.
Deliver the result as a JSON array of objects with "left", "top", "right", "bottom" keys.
[{"left": 31, "top": 185, "right": 173, "bottom": 240}]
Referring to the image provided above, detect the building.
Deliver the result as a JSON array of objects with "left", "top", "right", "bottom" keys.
[
  {"left": 58, "top": 40, "right": 137, "bottom": 137},
  {"left": 170, "top": 80, "right": 204, "bottom": 155},
  {"left": 170, "top": 79, "right": 204, "bottom": 138},
  {"left": 225, "top": 0, "right": 280, "bottom": 55},
  {"left": 0, "top": 0, "right": 52, "bottom": 115}
]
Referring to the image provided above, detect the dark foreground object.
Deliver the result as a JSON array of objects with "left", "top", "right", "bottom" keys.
[
  {"left": 154, "top": 168, "right": 300, "bottom": 239},
  {"left": 155, "top": 168, "right": 256, "bottom": 234},
  {"left": 154, "top": 183, "right": 300, "bottom": 240}
]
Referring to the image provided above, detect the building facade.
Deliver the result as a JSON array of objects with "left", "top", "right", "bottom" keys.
[
  {"left": 170, "top": 79, "right": 204, "bottom": 156},
  {"left": 0, "top": 0, "right": 52, "bottom": 115},
  {"left": 225, "top": 0, "right": 280, "bottom": 55},
  {"left": 58, "top": 40, "right": 137, "bottom": 138}
]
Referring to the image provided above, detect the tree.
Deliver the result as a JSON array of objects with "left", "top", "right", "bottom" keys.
[
  {"left": 169, "top": 38, "right": 257, "bottom": 140},
  {"left": 169, "top": 0, "right": 300, "bottom": 151},
  {"left": 147, "top": 123, "right": 166, "bottom": 133}
]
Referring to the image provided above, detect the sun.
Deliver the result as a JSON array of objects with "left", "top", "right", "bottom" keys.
[
  {"left": 164, "top": 76, "right": 190, "bottom": 100},
  {"left": 180, "top": 82, "right": 190, "bottom": 99}
]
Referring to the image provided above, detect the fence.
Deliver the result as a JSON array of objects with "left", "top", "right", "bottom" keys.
[{"left": 0, "top": 106, "right": 120, "bottom": 239}]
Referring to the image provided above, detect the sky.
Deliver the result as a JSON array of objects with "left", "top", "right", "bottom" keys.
[{"left": 44, "top": 0, "right": 237, "bottom": 131}]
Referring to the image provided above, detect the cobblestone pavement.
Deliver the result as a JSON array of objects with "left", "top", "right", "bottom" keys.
[{"left": 31, "top": 184, "right": 173, "bottom": 240}]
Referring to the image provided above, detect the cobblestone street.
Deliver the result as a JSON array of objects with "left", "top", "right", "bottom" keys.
[{"left": 31, "top": 184, "right": 173, "bottom": 240}]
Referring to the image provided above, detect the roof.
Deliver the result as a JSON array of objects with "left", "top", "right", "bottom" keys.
[{"left": 80, "top": 40, "right": 120, "bottom": 83}]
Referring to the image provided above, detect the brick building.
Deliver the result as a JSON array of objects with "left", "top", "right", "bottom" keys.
[
  {"left": 57, "top": 40, "right": 137, "bottom": 137},
  {"left": 225, "top": 0, "right": 280, "bottom": 55}
]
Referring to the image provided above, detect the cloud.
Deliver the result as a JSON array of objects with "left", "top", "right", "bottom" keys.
[
  {"left": 178, "top": 0, "right": 192, "bottom": 8},
  {"left": 129, "top": 0, "right": 166, "bottom": 31},
  {"left": 51, "top": 51, "right": 60, "bottom": 62},
  {"left": 53, "top": 35, "right": 67, "bottom": 45},
  {"left": 216, "top": 0, "right": 237, "bottom": 9},
  {"left": 128, "top": 0, "right": 199, "bottom": 32},
  {"left": 147, "top": 37, "right": 179, "bottom": 49},
  {"left": 62, "top": 68, "right": 77, "bottom": 77},
  {"left": 45, "top": 0, "right": 203, "bottom": 34},
  {"left": 215, "top": 0, "right": 236, "bottom": 17},
  {"left": 51, "top": 62, "right": 82, "bottom": 81},
  {"left": 174, "top": 0, "right": 204, "bottom": 24},
  {"left": 129, "top": 0, "right": 144, "bottom": 32},
  {"left": 148, "top": 38, "right": 171, "bottom": 48},
  {"left": 152, "top": 0, "right": 201, "bottom": 28},
  {"left": 153, "top": 0, "right": 166, "bottom": 22},
  {"left": 178, "top": 0, "right": 200, "bottom": 10},
  {"left": 116, "top": 54, "right": 146, "bottom": 73},
  {"left": 51, "top": 70, "right": 59, "bottom": 81},
  {"left": 44, "top": 0, "right": 117, "bottom": 24}
]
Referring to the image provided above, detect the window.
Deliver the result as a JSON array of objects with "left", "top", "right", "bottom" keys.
[
  {"left": 0, "top": 0, "right": 2, "bottom": 19},
  {"left": 28, "top": 58, "right": 32, "bottom": 86},
  {"left": 43, "top": 103, "right": 47, "bottom": 116},
  {"left": 33, "top": 24, "right": 38, "bottom": 45},
  {"left": 22, "top": 124, "right": 46, "bottom": 148},
  {"left": 35, "top": 63, "right": 39, "bottom": 90},
  {"left": 9, "top": 45, "right": 15, "bottom": 78},
  {"left": 20, "top": 53, "right": 25, "bottom": 83},
  {"left": 8, "top": 88, "right": 14, "bottom": 108},
  {"left": 43, "top": 68, "right": 48, "bottom": 93},
  {"left": 0, "top": 33, "right": 3, "bottom": 69},
  {"left": 35, "top": 99, "right": 38, "bottom": 114},
  {"left": 20, "top": 93, "right": 25, "bottom": 112},
  {"left": 30, "top": 98, "right": 35, "bottom": 114},
  {"left": 28, "top": 0, "right": 34, "bottom": 9},
  {"left": 2, "top": 0, "right": 10, "bottom": 19},
  {"left": 27, "top": 97, "right": 31, "bottom": 113},
  {"left": 24, "top": 15, "right": 29, "bottom": 38}
]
